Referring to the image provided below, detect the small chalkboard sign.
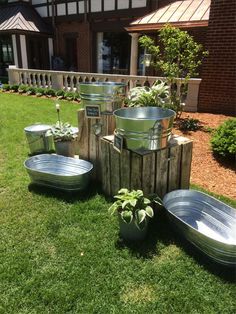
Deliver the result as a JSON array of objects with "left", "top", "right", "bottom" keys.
[
  {"left": 85, "top": 105, "right": 101, "bottom": 118},
  {"left": 113, "top": 133, "right": 123, "bottom": 153}
]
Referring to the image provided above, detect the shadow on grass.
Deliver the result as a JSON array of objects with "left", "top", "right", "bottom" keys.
[
  {"left": 115, "top": 207, "right": 236, "bottom": 282},
  {"left": 115, "top": 207, "right": 175, "bottom": 259},
  {"left": 28, "top": 181, "right": 101, "bottom": 204},
  {"left": 171, "top": 228, "right": 236, "bottom": 283}
]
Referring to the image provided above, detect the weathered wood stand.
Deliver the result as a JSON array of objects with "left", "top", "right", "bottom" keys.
[
  {"left": 78, "top": 108, "right": 193, "bottom": 198},
  {"left": 77, "top": 109, "right": 115, "bottom": 179},
  {"left": 100, "top": 135, "right": 193, "bottom": 198}
]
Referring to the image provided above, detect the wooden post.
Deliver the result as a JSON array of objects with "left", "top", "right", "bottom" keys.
[{"left": 77, "top": 109, "right": 116, "bottom": 180}]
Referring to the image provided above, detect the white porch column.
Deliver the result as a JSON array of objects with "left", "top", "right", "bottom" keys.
[
  {"left": 97, "top": 32, "right": 103, "bottom": 73},
  {"left": 11, "top": 34, "right": 19, "bottom": 67},
  {"left": 48, "top": 38, "right": 54, "bottom": 69},
  {"left": 20, "top": 34, "right": 28, "bottom": 69},
  {"left": 129, "top": 33, "right": 140, "bottom": 76}
]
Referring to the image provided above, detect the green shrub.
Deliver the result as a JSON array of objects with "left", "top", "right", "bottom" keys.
[
  {"left": 18, "top": 85, "right": 28, "bottom": 93},
  {"left": 211, "top": 118, "right": 236, "bottom": 158},
  {"left": 56, "top": 89, "right": 65, "bottom": 99},
  {"left": 2, "top": 84, "right": 10, "bottom": 91},
  {"left": 35, "top": 87, "right": 45, "bottom": 97},
  {"left": 64, "top": 91, "right": 75, "bottom": 100},
  {"left": 10, "top": 84, "right": 19, "bottom": 92},
  {"left": 74, "top": 92, "right": 80, "bottom": 101},
  {"left": 45, "top": 88, "right": 56, "bottom": 97},
  {"left": 26, "top": 86, "right": 36, "bottom": 95}
]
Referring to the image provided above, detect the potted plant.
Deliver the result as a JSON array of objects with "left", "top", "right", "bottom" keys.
[
  {"left": 108, "top": 188, "right": 158, "bottom": 241},
  {"left": 47, "top": 103, "right": 78, "bottom": 157}
]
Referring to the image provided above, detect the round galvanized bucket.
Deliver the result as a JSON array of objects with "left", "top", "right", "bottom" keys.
[
  {"left": 24, "top": 124, "right": 54, "bottom": 155},
  {"left": 79, "top": 82, "right": 127, "bottom": 113},
  {"left": 114, "top": 107, "right": 176, "bottom": 151}
]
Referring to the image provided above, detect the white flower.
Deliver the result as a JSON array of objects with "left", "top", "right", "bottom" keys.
[{"left": 55, "top": 103, "right": 60, "bottom": 110}]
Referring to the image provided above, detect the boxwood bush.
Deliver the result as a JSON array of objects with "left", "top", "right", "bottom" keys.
[{"left": 211, "top": 118, "right": 236, "bottom": 159}]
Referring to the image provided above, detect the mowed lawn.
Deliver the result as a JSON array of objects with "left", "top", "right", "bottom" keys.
[{"left": 0, "top": 92, "right": 235, "bottom": 314}]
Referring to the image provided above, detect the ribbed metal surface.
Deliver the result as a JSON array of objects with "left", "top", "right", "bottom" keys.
[
  {"left": 80, "top": 82, "right": 127, "bottom": 113},
  {"left": 163, "top": 189, "right": 236, "bottom": 266},
  {"left": 24, "top": 124, "right": 54, "bottom": 155},
  {"left": 24, "top": 154, "right": 93, "bottom": 191},
  {"left": 114, "top": 107, "right": 176, "bottom": 151}
]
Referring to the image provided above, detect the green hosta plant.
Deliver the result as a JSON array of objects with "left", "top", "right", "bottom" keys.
[
  {"left": 47, "top": 121, "right": 77, "bottom": 142},
  {"left": 127, "top": 80, "right": 169, "bottom": 107},
  {"left": 108, "top": 189, "right": 161, "bottom": 230}
]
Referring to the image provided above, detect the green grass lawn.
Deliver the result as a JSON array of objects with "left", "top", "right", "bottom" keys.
[{"left": 0, "top": 92, "right": 235, "bottom": 314}]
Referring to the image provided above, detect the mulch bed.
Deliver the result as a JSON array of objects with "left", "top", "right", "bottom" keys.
[{"left": 173, "top": 112, "right": 236, "bottom": 200}]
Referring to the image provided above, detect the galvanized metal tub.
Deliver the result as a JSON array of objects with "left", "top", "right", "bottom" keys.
[
  {"left": 24, "top": 124, "right": 54, "bottom": 154},
  {"left": 79, "top": 82, "right": 127, "bottom": 113},
  {"left": 24, "top": 154, "right": 93, "bottom": 191},
  {"left": 163, "top": 189, "right": 236, "bottom": 266},
  {"left": 113, "top": 107, "right": 176, "bottom": 151}
]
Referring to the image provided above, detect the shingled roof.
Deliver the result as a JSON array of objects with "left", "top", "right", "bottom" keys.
[
  {"left": 126, "top": 0, "right": 210, "bottom": 32},
  {"left": 0, "top": 2, "right": 52, "bottom": 34}
]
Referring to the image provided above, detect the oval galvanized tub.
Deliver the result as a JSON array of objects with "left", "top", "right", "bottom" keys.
[
  {"left": 24, "top": 154, "right": 93, "bottom": 191},
  {"left": 79, "top": 82, "right": 127, "bottom": 113},
  {"left": 24, "top": 124, "right": 54, "bottom": 155},
  {"left": 163, "top": 189, "right": 236, "bottom": 266},
  {"left": 113, "top": 107, "right": 176, "bottom": 151}
]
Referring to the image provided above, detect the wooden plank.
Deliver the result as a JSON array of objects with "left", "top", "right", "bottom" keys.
[
  {"left": 120, "top": 148, "right": 131, "bottom": 190},
  {"left": 180, "top": 141, "right": 193, "bottom": 189},
  {"left": 130, "top": 152, "right": 142, "bottom": 191},
  {"left": 77, "top": 109, "right": 89, "bottom": 160},
  {"left": 155, "top": 148, "right": 168, "bottom": 198},
  {"left": 168, "top": 144, "right": 182, "bottom": 192},
  {"left": 109, "top": 144, "right": 121, "bottom": 196},
  {"left": 142, "top": 152, "right": 156, "bottom": 196},
  {"left": 100, "top": 138, "right": 111, "bottom": 196}
]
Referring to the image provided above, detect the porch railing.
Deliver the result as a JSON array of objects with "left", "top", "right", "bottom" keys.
[{"left": 8, "top": 66, "right": 201, "bottom": 112}]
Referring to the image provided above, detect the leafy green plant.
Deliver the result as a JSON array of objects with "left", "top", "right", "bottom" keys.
[
  {"left": 179, "top": 117, "right": 201, "bottom": 131},
  {"left": 56, "top": 89, "right": 65, "bottom": 99},
  {"left": 26, "top": 86, "right": 36, "bottom": 95},
  {"left": 47, "top": 121, "right": 78, "bottom": 142},
  {"left": 18, "top": 84, "right": 28, "bottom": 94},
  {"left": 211, "top": 118, "right": 236, "bottom": 158},
  {"left": 35, "top": 87, "right": 45, "bottom": 97},
  {"left": 45, "top": 88, "right": 56, "bottom": 97},
  {"left": 65, "top": 91, "right": 75, "bottom": 101},
  {"left": 127, "top": 80, "right": 169, "bottom": 107},
  {"left": 139, "top": 24, "right": 208, "bottom": 117},
  {"left": 2, "top": 84, "right": 10, "bottom": 91},
  {"left": 108, "top": 189, "right": 161, "bottom": 230},
  {"left": 10, "top": 84, "right": 19, "bottom": 92}
]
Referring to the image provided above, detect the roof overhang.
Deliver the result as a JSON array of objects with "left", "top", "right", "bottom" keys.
[
  {"left": 126, "top": 0, "right": 210, "bottom": 33},
  {"left": 0, "top": 2, "right": 52, "bottom": 35}
]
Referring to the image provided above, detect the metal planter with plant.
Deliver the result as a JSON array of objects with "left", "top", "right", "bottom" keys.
[
  {"left": 47, "top": 103, "right": 78, "bottom": 157},
  {"left": 108, "top": 188, "right": 161, "bottom": 241}
]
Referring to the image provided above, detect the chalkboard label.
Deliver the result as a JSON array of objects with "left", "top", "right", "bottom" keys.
[
  {"left": 113, "top": 134, "right": 123, "bottom": 153},
  {"left": 85, "top": 105, "right": 101, "bottom": 118}
]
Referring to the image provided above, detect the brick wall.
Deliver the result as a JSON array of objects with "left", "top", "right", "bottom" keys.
[{"left": 198, "top": 0, "right": 236, "bottom": 115}]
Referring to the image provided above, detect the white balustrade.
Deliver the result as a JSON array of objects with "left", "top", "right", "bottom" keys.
[{"left": 7, "top": 67, "right": 201, "bottom": 111}]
